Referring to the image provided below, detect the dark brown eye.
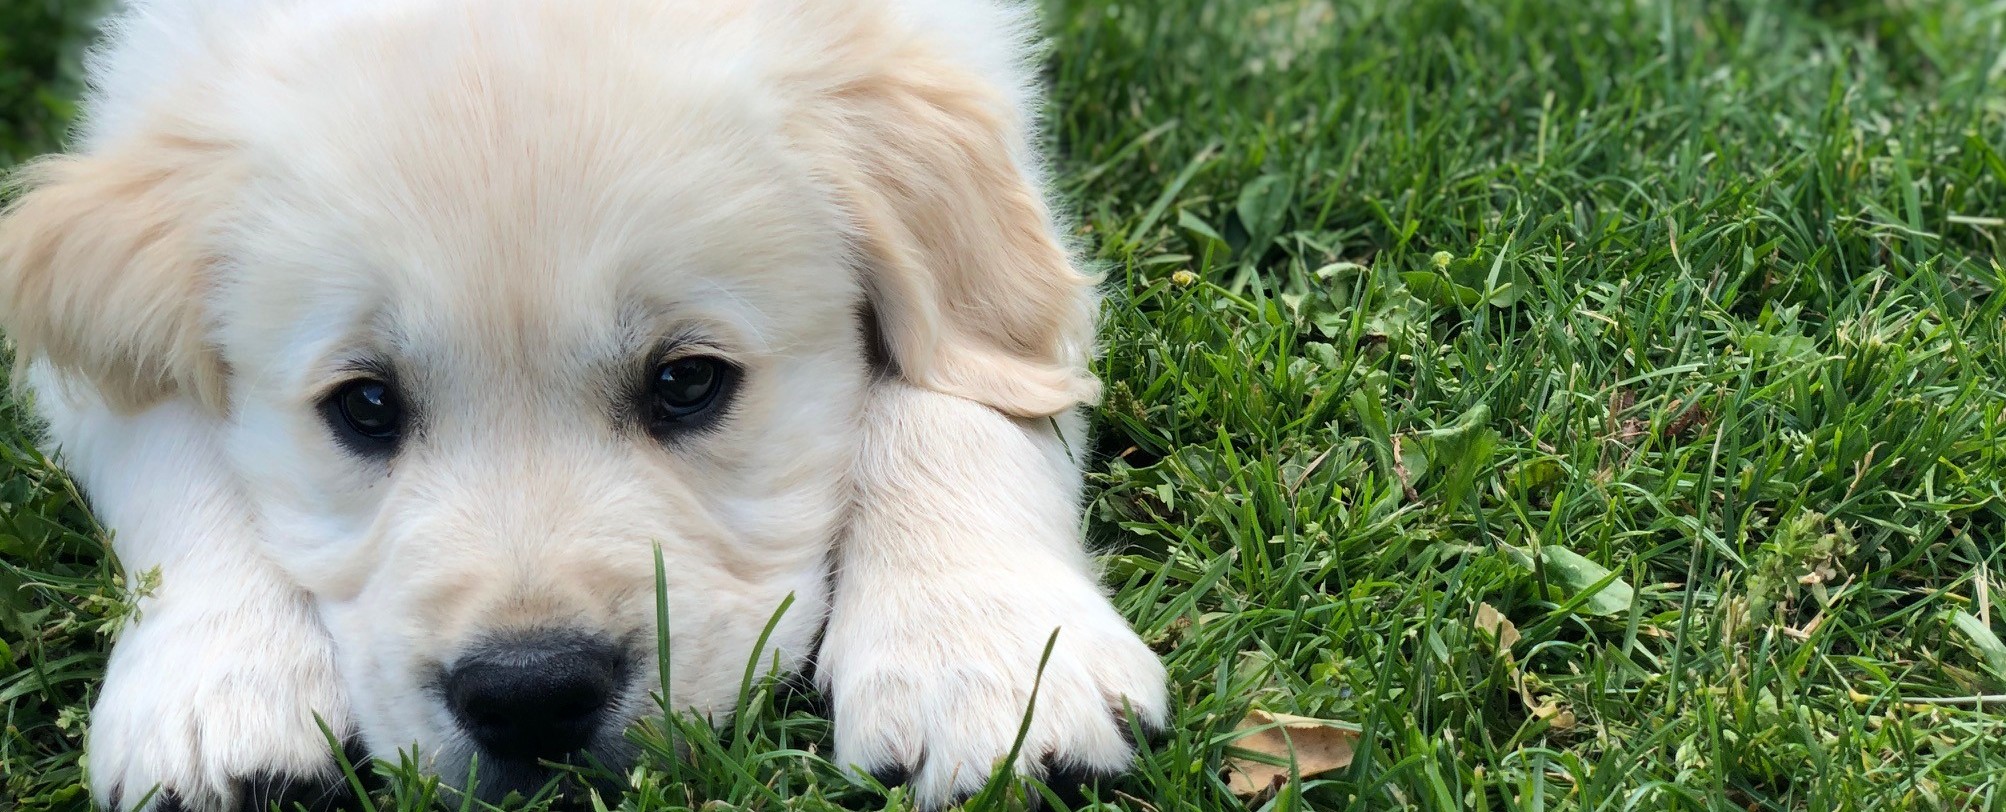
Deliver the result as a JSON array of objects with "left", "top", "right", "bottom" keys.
[
  {"left": 325, "top": 378, "right": 403, "bottom": 451},
  {"left": 650, "top": 357, "right": 731, "bottom": 427}
]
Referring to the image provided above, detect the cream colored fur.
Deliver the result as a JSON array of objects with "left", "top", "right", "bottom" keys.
[{"left": 0, "top": 0, "right": 1166, "bottom": 809}]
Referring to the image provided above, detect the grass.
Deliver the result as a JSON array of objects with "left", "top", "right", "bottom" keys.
[{"left": 4, "top": 0, "right": 2006, "bottom": 809}]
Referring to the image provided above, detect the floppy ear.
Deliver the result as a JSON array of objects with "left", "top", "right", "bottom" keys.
[
  {"left": 0, "top": 128, "right": 235, "bottom": 413},
  {"left": 816, "top": 39, "right": 1100, "bottom": 419}
]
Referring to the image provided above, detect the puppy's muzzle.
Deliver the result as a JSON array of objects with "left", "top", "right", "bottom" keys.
[{"left": 443, "top": 631, "right": 629, "bottom": 762}]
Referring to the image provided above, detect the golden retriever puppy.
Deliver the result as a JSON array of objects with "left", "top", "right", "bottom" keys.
[{"left": 0, "top": 0, "right": 1168, "bottom": 808}]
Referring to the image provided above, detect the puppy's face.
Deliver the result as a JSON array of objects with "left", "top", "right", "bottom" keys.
[
  {"left": 0, "top": 0, "right": 1100, "bottom": 798},
  {"left": 211, "top": 7, "right": 863, "bottom": 791}
]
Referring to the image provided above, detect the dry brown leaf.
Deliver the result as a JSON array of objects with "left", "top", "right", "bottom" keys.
[
  {"left": 1530, "top": 697, "right": 1577, "bottom": 730},
  {"left": 1664, "top": 398, "right": 1712, "bottom": 439},
  {"left": 1223, "top": 710, "right": 1360, "bottom": 798},
  {"left": 1474, "top": 604, "right": 1579, "bottom": 729},
  {"left": 1474, "top": 602, "right": 1520, "bottom": 651},
  {"left": 1391, "top": 435, "right": 1420, "bottom": 501},
  {"left": 1474, "top": 601, "right": 1544, "bottom": 710}
]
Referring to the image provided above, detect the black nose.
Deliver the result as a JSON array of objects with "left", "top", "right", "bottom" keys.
[{"left": 443, "top": 631, "right": 627, "bottom": 761}]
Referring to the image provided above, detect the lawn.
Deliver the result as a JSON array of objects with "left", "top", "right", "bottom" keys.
[{"left": 5, "top": 0, "right": 2006, "bottom": 810}]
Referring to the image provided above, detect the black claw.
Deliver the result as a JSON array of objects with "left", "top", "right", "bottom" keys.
[
  {"left": 862, "top": 743, "right": 927, "bottom": 794},
  {"left": 865, "top": 755, "right": 917, "bottom": 790},
  {"left": 1113, "top": 708, "right": 1168, "bottom": 752},
  {"left": 1039, "top": 764, "right": 1128, "bottom": 810},
  {"left": 771, "top": 669, "right": 827, "bottom": 717},
  {"left": 939, "top": 787, "right": 980, "bottom": 810},
  {"left": 341, "top": 737, "right": 371, "bottom": 769},
  {"left": 94, "top": 738, "right": 371, "bottom": 812},
  {"left": 238, "top": 770, "right": 358, "bottom": 812},
  {"left": 239, "top": 737, "right": 372, "bottom": 812}
]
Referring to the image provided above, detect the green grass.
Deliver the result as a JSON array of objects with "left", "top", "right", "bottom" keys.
[{"left": 6, "top": 0, "right": 2006, "bottom": 809}]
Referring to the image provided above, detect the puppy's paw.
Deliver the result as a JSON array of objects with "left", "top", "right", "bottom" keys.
[
  {"left": 820, "top": 570, "right": 1168, "bottom": 809},
  {"left": 87, "top": 601, "right": 358, "bottom": 812}
]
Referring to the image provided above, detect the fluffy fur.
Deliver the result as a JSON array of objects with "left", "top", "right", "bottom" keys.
[{"left": 0, "top": 0, "right": 1167, "bottom": 809}]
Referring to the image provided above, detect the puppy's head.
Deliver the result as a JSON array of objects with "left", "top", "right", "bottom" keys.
[{"left": 0, "top": 0, "right": 1095, "bottom": 796}]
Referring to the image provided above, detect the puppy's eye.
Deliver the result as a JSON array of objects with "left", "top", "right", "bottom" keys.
[
  {"left": 649, "top": 357, "right": 732, "bottom": 429},
  {"left": 325, "top": 378, "right": 404, "bottom": 450}
]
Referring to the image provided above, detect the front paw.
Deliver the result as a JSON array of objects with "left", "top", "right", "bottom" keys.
[
  {"left": 818, "top": 571, "right": 1169, "bottom": 809},
  {"left": 87, "top": 600, "right": 357, "bottom": 812}
]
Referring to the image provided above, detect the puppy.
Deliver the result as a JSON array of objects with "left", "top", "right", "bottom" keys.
[{"left": 0, "top": 0, "right": 1169, "bottom": 808}]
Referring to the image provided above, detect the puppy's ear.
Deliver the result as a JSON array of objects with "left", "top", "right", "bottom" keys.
[
  {"left": 817, "top": 39, "right": 1099, "bottom": 419},
  {"left": 0, "top": 127, "right": 235, "bottom": 413}
]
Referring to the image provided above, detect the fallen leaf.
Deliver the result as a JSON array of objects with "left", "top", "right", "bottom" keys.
[
  {"left": 1474, "top": 602, "right": 1520, "bottom": 651},
  {"left": 1391, "top": 435, "right": 1421, "bottom": 501},
  {"left": 1952, "top": 611, "right": 2006, "bottom": 684},
  {"left": 1606, "top": 388, "right": 1636, "bottom": 429},
  {"left": 1234, "top": 173, "right": 1293, "bottom": 251},
  {"left": 1542, "top": 546, "right": 1636, "bottom": 616},
  {"left": 1474, "top": 600, "right": 1538, "bottom": 708},
  {"left": 1530, "top": 696, "right": 1577, "bottom": 730},
  {"left": 1222, "top": 710, "right": 1360, "bottom": 797},
  {"left": 1473, "top": 602, "right": 1589, "bottom": 732},
  {"left": 1402, "top": 270, "right": 1482, "bottom": 307},
  {"left": 1664, "top": 398, "right": 1712, "bottom": 438},
  {"left": 1505, "top": 545, "right": 1636, "bottom": 617}
]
